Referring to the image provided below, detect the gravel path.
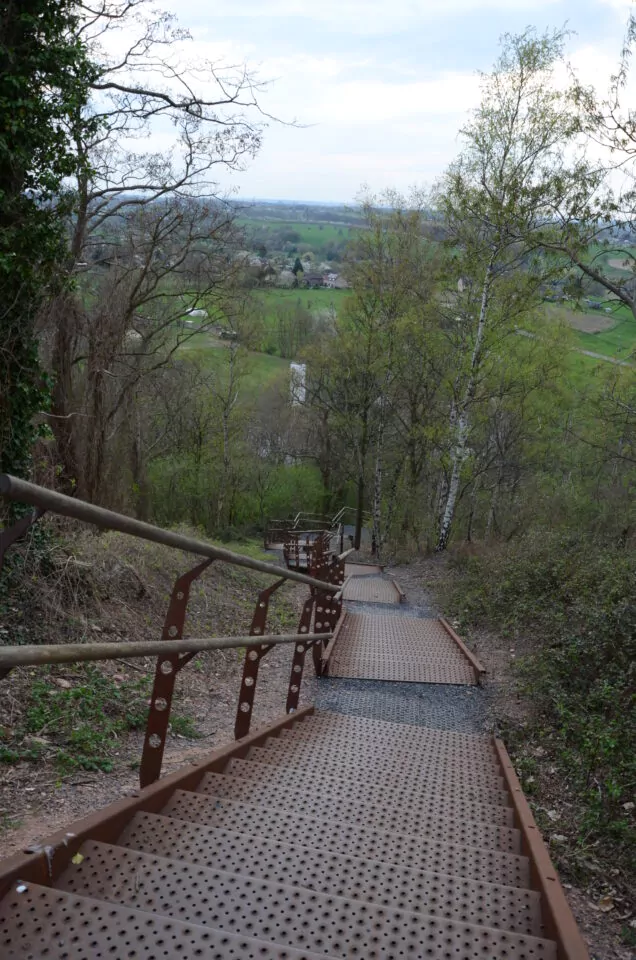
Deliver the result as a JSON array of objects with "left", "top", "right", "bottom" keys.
[{"left": 317, "top": 570, "right": 493, "bottom": 734}]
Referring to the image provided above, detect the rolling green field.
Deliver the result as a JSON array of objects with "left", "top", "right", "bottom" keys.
[
  {"left": 255, "top": 287, "right": 349, "bottom": 316},
  {"left": 586, "top": 243, "right": 635, "bottom": 279},
  {"left": 238, "top": 217, "right": 354, "bottom": 249},
  {"left": 178, "top": 336, "right": 291, "bottom": 398}
]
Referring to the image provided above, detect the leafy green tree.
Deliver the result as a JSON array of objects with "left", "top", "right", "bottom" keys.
[
  {"left": 292, "top": 257, "right": 304, "bottom": 276},
  {"left": 435, "top": 28, "right": 576, "bottom": 550},
  {"left": 0, "top": 1, "right": 93, "bottom": 477}
]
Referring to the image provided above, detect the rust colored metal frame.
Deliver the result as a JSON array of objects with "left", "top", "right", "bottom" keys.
[
  {"left": 286, "top": 639, "right": 312, "bottom": 713},
  {"left": 494, "top": 738, "right": 590, "bottom": 960},
  {"left": 321, "top": 609, "right": 347, "bottom": 673},
  {"left": 234, "top": 578, "right": 286, "bottom": 739},
  {"left": 0, "top": 706, "right": 314, "bottom": 900},
  {"left": 286, "top": 593, "right": 315, "bottom": 711},
  {"left": 310, "top": 552, "right": 345, "bottom": 675},
  {"left": 439, "top": 616, "right": 486, "bottom": 685},
  {"left": 139, "top": 559, "right": 214, "bottom": 788}
]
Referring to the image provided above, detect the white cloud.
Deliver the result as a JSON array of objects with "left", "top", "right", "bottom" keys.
[
  {"left": 171, "top": 0, "right": 561, "bottom": 34},
  {"left": 93, "top": 1, "right": 636, "bottom": 201}
]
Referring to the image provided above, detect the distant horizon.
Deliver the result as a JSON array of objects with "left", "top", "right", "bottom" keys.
[{"left": 236, "top": 198, "right": 352, "bottom": 208}]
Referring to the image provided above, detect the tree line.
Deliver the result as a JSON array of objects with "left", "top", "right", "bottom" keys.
[{"left": 3, "top": 7, "right": 636, "bottom": 555}]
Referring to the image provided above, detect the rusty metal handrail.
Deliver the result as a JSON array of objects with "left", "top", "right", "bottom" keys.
[
  {"left": 0, "top": 632, "right": 332, "bottom": 670},
  {"left": 0, "top": 475, "right": 339, "bottom": 594}
]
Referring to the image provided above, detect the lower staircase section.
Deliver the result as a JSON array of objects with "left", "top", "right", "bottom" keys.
[
  {"left": 0, "top": 708, "right": 588, "bottom": 959},
  {"left": 327, "top": 611, "right": 485, "bottom": 684}
]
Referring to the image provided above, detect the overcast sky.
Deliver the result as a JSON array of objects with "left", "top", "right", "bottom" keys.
[{"left": 159, "top": 0, "right": 635, "bottom": 203}]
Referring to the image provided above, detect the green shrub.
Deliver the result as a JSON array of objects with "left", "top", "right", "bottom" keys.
[{"left": 446, "top": 531, "right": 636, "bottom": 864}]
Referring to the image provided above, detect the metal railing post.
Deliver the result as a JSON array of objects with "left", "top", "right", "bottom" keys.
[
  {"left": 140, "top": 559, "right": 214, "bottom": 788},
  {"left": 234, "top": 577, "right": 286, "bottom": 739},
  {"left": 286, "top": 594, "right": 315, "bottom": 713}
]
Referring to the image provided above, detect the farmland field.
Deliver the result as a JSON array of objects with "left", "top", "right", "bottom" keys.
[
  {"left": 237, "top": 217, "right": 354, "bottom": 251},
  {"left": 544, "top": 301, "right": 636, "bottom": 360}
]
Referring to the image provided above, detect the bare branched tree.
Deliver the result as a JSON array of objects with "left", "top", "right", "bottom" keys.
[{"left": 43, "top": 0, "right": 271, "bottom": 501}]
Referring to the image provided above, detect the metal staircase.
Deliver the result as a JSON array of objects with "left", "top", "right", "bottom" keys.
[
  {"left": 0, "top": 709, "right": 587, "bottom": 958},
  {"left": 0, "top": 478, "right": 589, "bottom": 959}
]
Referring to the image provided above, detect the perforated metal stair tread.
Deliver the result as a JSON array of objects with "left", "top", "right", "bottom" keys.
[
  {"left": 278, "top": 731, "right": 499, "bottom": 764},
  {"left": 166, "top": 791, "right": 520, "bottom": 853},
  {"left": 117, "top": 816, "right": 544, "bottom": 936},
  {"left": 55, "top": 841, "right": 557, "bottom": 960},
  {"left": 277, "top": 731, "right": 499, "bottom": 764},
  {"left": 342, "top": 576, "right": 403, "bottom": 603},
  {"left": 246, "top": 742, "right": 504, "bottom": 780},
  {"left": 301, "top": 709, "right": 492, "bottom": 735},
  {"left": 160, "top": 792, "right": 530, "bottom": 886},
  {"left": 228, "top": 753, "right": 506, "bottom": 789},
  {"left": 344, "top": 562, "right": 384, "bottom": 576},
  {"left": 329, "top": 613, "right": 479, "bottom": 684},
  {"left": 295, "top": 710, "right": 497, "bottom": 745},
  {"left": 194, "top": 770, "right": 513, "bottom": 826},
  {"left": 0, "top": 882, "right": 335, "bottom": 960},
  {"left": 0, "top": 707, "right": 588, "bottom": 958}
]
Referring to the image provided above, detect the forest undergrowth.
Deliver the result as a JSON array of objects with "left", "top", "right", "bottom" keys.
[{"left": 440, "top": 533, "right": 636, "bottom": 944}]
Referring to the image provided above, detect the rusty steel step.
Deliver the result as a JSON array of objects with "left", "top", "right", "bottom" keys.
[
  {"left": 275, "top": 733, "right": 501, "bottom": 770},
  {"left": 164, "top": 786, "right": 520, "bottom": 854},
  {"left": 0, "top": 705, "right": 589, "bottom": 960},
  {"left": 247, "top": 741, "right": 504, "bottom": 781},
  {"left": 328, "top": 613, "right": 481, "bottom": 685},
  {"left": 55, "top": 840, "right": 558, "bottom": 960},
  {"left": 341, "top": 576, "right": 403, "bottom": 603},
  {"left": 118, "top": 814, "right": 545, "bottom": 936},
  {"left": 0, "top": 880, "right": 335, "bottom": 959},
  {"left": 344, "top": 562, "right": 383, "bottom": 576},
  {"left": 284, "top": 711, "right": 498, "bottom": 748},
  {"left": 197, "top": 773, "right": 512, "bottom": 830},
  {"left": 161, "top": 791, "right": 531, "bottom": 887},
  {"left": 232, "top": 750, "right": 505, "bottom": 788},
  {"left": 224, "top": 756, "right": 508, "bottom": 804}
]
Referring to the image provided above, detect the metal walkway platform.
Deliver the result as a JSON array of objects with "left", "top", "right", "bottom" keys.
[
  {"left": 341, "top": 574, "right": 403, "bottom": 603},
  {"left": 0, "top": 708, "right": 588, "bottom": 959},
  {"left": 326, "top": 609, "right": 485, "bottom": 684}
]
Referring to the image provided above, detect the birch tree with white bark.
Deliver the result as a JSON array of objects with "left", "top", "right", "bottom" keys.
[{"left": 435, "top": 28, "right": 577, "bottom": 551}]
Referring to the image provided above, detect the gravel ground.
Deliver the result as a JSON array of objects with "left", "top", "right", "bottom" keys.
[
  {"left": 316, "top": 677, "right": 492, "bottom": 732},
  {"left": 317, "top": 570, "right": 492, "bottom": 733}
]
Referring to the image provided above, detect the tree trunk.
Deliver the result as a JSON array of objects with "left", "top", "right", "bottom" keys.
[
  {"left": 354, "top": 474, "right": 364, "bottom": 551},
  {"left": 436, "top": 408, "right": 468, "bottom": 551},
  {"left": 371, "top": 429, "right": 383, "bottom": 559},
  {"left": 436, "top": 254, "right": 495, "bottom": 552}
]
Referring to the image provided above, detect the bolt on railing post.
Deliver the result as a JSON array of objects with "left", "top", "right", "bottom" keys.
[
  {"left": 139, "top": 559, "right": 214, "bottom": 788},
  {"left": 234, "top": 577, "right": 286, "bottom": 739},
  {"left": 286, "top": 593, "right": 315, "bottom": 713},
  {"left": 310, "top": 546, "right": 345, "bottom": 675}
]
